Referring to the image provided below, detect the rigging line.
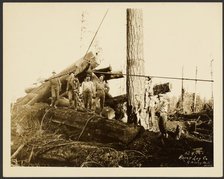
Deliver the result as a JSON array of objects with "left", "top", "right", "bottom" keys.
[
  {"left": 45, "top": 10, "right": 109, "bottom": 82},
  {"left": 84, "top": 9, "right": 109, "bottom": 58},
  {"left": 93, "top": 71, "right": 214, "bottom": 82}
]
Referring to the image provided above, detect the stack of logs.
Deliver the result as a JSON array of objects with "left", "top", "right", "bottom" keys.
[{"left": 15, "top": 52, "right": 124, "bottom": 107}]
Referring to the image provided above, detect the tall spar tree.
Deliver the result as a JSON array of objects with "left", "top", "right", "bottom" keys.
[{"left": 126, "top": 9, "right": 145, "bottom": 123}]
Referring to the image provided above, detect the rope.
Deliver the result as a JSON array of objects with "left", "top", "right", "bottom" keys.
[
  {"left": 45, "top": 10, "right": 109, "bottom": 82},
  {"left": 93, "top": 71, "right": 214, "bottom": 83},
  {"left": 84, "top": 9, "right": 109, "bottom": 58},
  {"left": 77, "top": 115, "right": 96, "bottom": 141}
]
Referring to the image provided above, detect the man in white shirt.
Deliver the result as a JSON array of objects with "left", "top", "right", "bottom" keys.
[{"left": 81, "top": 74, "right": 95, "bottom": 111}]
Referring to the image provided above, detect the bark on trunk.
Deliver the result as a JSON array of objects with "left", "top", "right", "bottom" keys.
[{"left": 126, "top": 9, "right": 145, "bottom": 122}]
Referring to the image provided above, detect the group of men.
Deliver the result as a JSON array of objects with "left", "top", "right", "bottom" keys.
[
  {"left": 49, "top": 71, "right": 108, "bottom": 113},
  {"left": 49, "top": 71, "right": 170, "bottom": 140},
  {"left": 132, "top": 77, "right": 169, "bottom": 139}
]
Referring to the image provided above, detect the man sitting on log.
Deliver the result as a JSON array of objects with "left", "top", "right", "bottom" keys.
[
  {"left": 66, "top": 72, "right": 80, "bottom": 110},
  {"left": 81, "top": 74, "right": 95, "bottom": 111},
  {"left": 95, "top": 75, "right": 108, "bottom": 113},
  {"left": 49, "top": 71, "right": 61, "bottom": 108}
]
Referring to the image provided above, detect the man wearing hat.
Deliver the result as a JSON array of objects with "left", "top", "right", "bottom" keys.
[
  {"left": 49, "top": 71, "right": 61, "bottom": 108},
  {"left": 66, "top": 72, "right": 80, "bottom": 110},
  {"left": 95, "top": 75, "right": 107, "bottom": 113},
  {"left": 81, "top": 74, "right": 95, "bottom": 111}
]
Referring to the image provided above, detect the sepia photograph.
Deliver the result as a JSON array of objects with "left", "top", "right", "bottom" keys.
[{"left": 3, "top": 2, "right": 223, "bottom": 177}]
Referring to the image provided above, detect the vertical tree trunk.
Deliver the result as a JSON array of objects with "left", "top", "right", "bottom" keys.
[
  {"left": 193, "top": 66, "right": 198, "bottom": 112},
  {"left": 126, "top": 9, "right": 145, "bottom": 122},
  {"left": 181, "top": 66, "right": 184, "bottom": 113}
]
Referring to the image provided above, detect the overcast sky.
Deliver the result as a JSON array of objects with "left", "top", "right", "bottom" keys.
[{"left": 4, "top": 3, "right": 222, "bottom": 102}]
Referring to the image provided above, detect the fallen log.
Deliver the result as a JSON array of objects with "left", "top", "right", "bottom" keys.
[
  {"left": 176, "top": 111, "right": 213, "bottom": 120},
  {"left": 94, "top": 65, "right": 112, "bottom": 73},
  {"left": 45, "top": 108, "right": 141, "bottom": 144},
  {"left": 15, "top": 93, "right": 37, "bottom": 106},
  {"left": 17, "top": 52, "right": 98, "bottom": 106},
  {"left": 94, "top": 70, "right": 124, "bottom": 81}
]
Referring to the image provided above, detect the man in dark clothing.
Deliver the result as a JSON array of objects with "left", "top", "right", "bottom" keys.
[
  {"left": 66, "top": 72, "right": 80, "bottom": 110},
  {"left": 96, "top": 75, "right": 107, "bottom": 112},
  {"left": 73, "top": 77, "right": 80, "bottom": 110}
]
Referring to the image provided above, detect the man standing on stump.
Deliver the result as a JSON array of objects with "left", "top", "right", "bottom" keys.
[{"left": 49, "top": 71, "right": 61, "bottom": 108}]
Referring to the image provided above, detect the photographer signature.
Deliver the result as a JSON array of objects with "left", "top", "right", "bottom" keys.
[{"left": 178, "top": 148, "right": 211, "bottom": 166}]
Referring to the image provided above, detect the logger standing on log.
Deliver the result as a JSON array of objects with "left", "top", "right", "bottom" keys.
[
  {"left": 66, "top": 72, "right": 80, "bottom": 110},
  {"left": 49, "top": 71, "right": 61, "bottom": 108},
  {"left": 81, "top": 74, "right": 95, "bottom": 111},
  {"left": 95, "top": 75, "right": 107, "bottom": 113}
]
